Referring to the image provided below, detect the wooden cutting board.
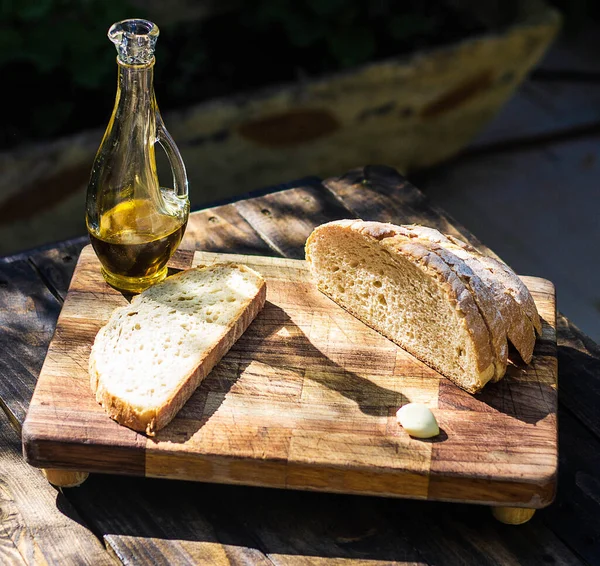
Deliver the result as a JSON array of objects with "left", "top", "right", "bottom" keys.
[{"left": 23, "top": 245, "right": 557, "bottom": 508}]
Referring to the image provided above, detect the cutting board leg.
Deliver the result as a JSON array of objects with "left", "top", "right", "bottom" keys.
[
  {"left": 491, "top": 506, "right": 536, "bottom": 525},
  {"left": 42, "top": 468, "right": 89, "bottom": 488}
]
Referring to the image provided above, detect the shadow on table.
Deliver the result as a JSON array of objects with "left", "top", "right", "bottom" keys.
[
  {"left": 475, "top": 315, "right": 557, "bottom": 426},
  {"left": 152, "top": 301, "right": 408, "bottom": 445},
  {"left": 56, "top": 475, "right": 438, "bottom": 563}
]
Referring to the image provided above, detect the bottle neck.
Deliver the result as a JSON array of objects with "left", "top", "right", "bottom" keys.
[
  {"left": 115, "top": 59, "right": 156, "bottom": 113},
  {"left": 108, "top": 59, "right": 160, "bottom": 203}
]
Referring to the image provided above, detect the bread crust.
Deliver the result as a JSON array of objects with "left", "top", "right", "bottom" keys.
[
  {"left": 446, "top": 235, "right": 542, "bottom": 336},
  {"left": 422, "top": 244, "right": 508, "bottom": 382},
  {"left": 89, "top": 263, "right": 266, "bottom": 436},
  {"left": 398, "top": 225, "right": 538, "bottom": 364},
  {"left": 354, "top": 223, "right": 497, "bottom": 383}
]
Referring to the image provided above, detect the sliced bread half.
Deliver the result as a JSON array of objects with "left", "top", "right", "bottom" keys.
[
  {"left": 305, "top": 220, "right": 496, "bottom": 394},
  {"left": 399, "top": 225, "right": 537, "bottom": 364},
  {"left": 89, "top": 263, "right": 266, "bottom": 435},
  {"left": 351, "top": 223, "right": 508, "bottom": 382}
]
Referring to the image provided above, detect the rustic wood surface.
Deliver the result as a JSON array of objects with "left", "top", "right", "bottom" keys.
[
  {"left": 0, "top": 166, "right": 598, "bottom": 564},
  {"left": 23, "top": 245, "right": 557, "bottom": 507},
  {"left": 0, "top": 401, "right": 115, "bottom": 565}
]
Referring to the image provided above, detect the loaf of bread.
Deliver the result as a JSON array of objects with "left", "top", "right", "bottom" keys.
[
  {"left": 89, "top": 263, "right": 266, "bottom": 435},
  {"left": 397, "top": 225, "right": 539, "bottom": 365},
  {"left": 305, "top": 220, "right": 539, "bottom": 394}
]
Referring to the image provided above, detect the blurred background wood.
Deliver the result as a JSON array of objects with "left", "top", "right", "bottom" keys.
[{"left": 0, "top": 2, "right": 559, "bottom": 254}]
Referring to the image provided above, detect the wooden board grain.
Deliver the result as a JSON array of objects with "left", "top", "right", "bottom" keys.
[{"left": 22, "top": 245, "right": 557, "bottom": 507}]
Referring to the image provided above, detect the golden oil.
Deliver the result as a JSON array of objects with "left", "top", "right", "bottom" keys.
[{"left": 88, "top": 198, "right": 187, "bottom": 293}]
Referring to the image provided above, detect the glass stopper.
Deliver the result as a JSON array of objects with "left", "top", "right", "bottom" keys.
[{"left": 108, "top": 19, "right": 159, "bottom": 65}]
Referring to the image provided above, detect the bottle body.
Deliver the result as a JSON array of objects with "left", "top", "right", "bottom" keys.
[
  {"left": 88, "top": 197, "right": 188, "bottom": 290},
  {"left": 86, "top": 19, "right": 189, "bottom": 293}
]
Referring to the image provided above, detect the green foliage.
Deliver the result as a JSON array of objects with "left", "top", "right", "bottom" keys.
[
  {"left": 2, "top": 0, "right": 136, "bottom": 147},
  {"left": 387, "top": 13, "right": 439, "bottom": 41},
  {"left": 242, "top": 0, "right": 439, "bottom": 70},
  {"left": 2, "top": 0, "right": 134, "bottom": 85},
  {"left": 2, "top": 0, "right": 495, "bottom": 149}
]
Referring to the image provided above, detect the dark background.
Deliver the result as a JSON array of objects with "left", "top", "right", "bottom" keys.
[{"left": 1, "top": 0, "right": 588, "bottom": 152}]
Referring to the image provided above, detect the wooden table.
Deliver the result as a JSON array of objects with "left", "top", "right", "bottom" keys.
[{"left": 1, "top": 165, "right": 599, "bottom": 565}]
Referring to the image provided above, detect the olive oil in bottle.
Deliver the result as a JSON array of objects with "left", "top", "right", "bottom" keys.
[
  {"left": 85, "top": 19, "right": 189, "bottom": 293},
  {"left": 88, "top": 198, "right": 187, "bottom": 293}
]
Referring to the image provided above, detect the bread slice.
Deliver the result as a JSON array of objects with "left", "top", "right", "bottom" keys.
[
  {"left": 89, "top": 263, "right": 266, "bottom": 435},
  {"left": 305, "top": 220, "right": 496, "bottom": 394},
  {"left": 398, "top": 225, "right": 537, "bottom": 364}
]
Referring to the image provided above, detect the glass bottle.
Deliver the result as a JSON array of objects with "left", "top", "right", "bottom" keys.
[{"left": 86, "top": 19, "right": 189, "bottom": 293}]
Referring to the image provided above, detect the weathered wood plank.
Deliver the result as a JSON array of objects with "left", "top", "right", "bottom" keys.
[
  {"left": 64, "top": 476, "right": 273, "bottom": 566},
  {"left": 556, "top": 314, "right": 600, "bottom": 441},
  {"left": 199, "top": 484, "right": 584, "bottom": 566},
  {"left": 0, "top": 532, "right": 27, "bottom": 566},
  {"left": 3, "top": 166, "right": 600, "bottom": 565},
  {"left": 323, "top": 165, "right": 498, "bottom": 258},
  {"left": 541, "top": 407, "right": 600, "bottom": 565},
  {"left": 376, "top": 498, "right": 584, "bottom": 566},
  {"left": 181, "top": 204, "right": 275, "bottom": 256},
  {"left": 0, "top": 259, "right": 62, "bottom": 426},
  {"left": 0, "top": 409, "right": 115, "bottom": 565},
  {"left": 27, "top": 238, "right": 88, "bottom": 301},
  {"left": 214, "top": 487, "right": 428, "bottom": 566},
  {"left": 234, "top": 180, "right": 354, "bottom": 259}
]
